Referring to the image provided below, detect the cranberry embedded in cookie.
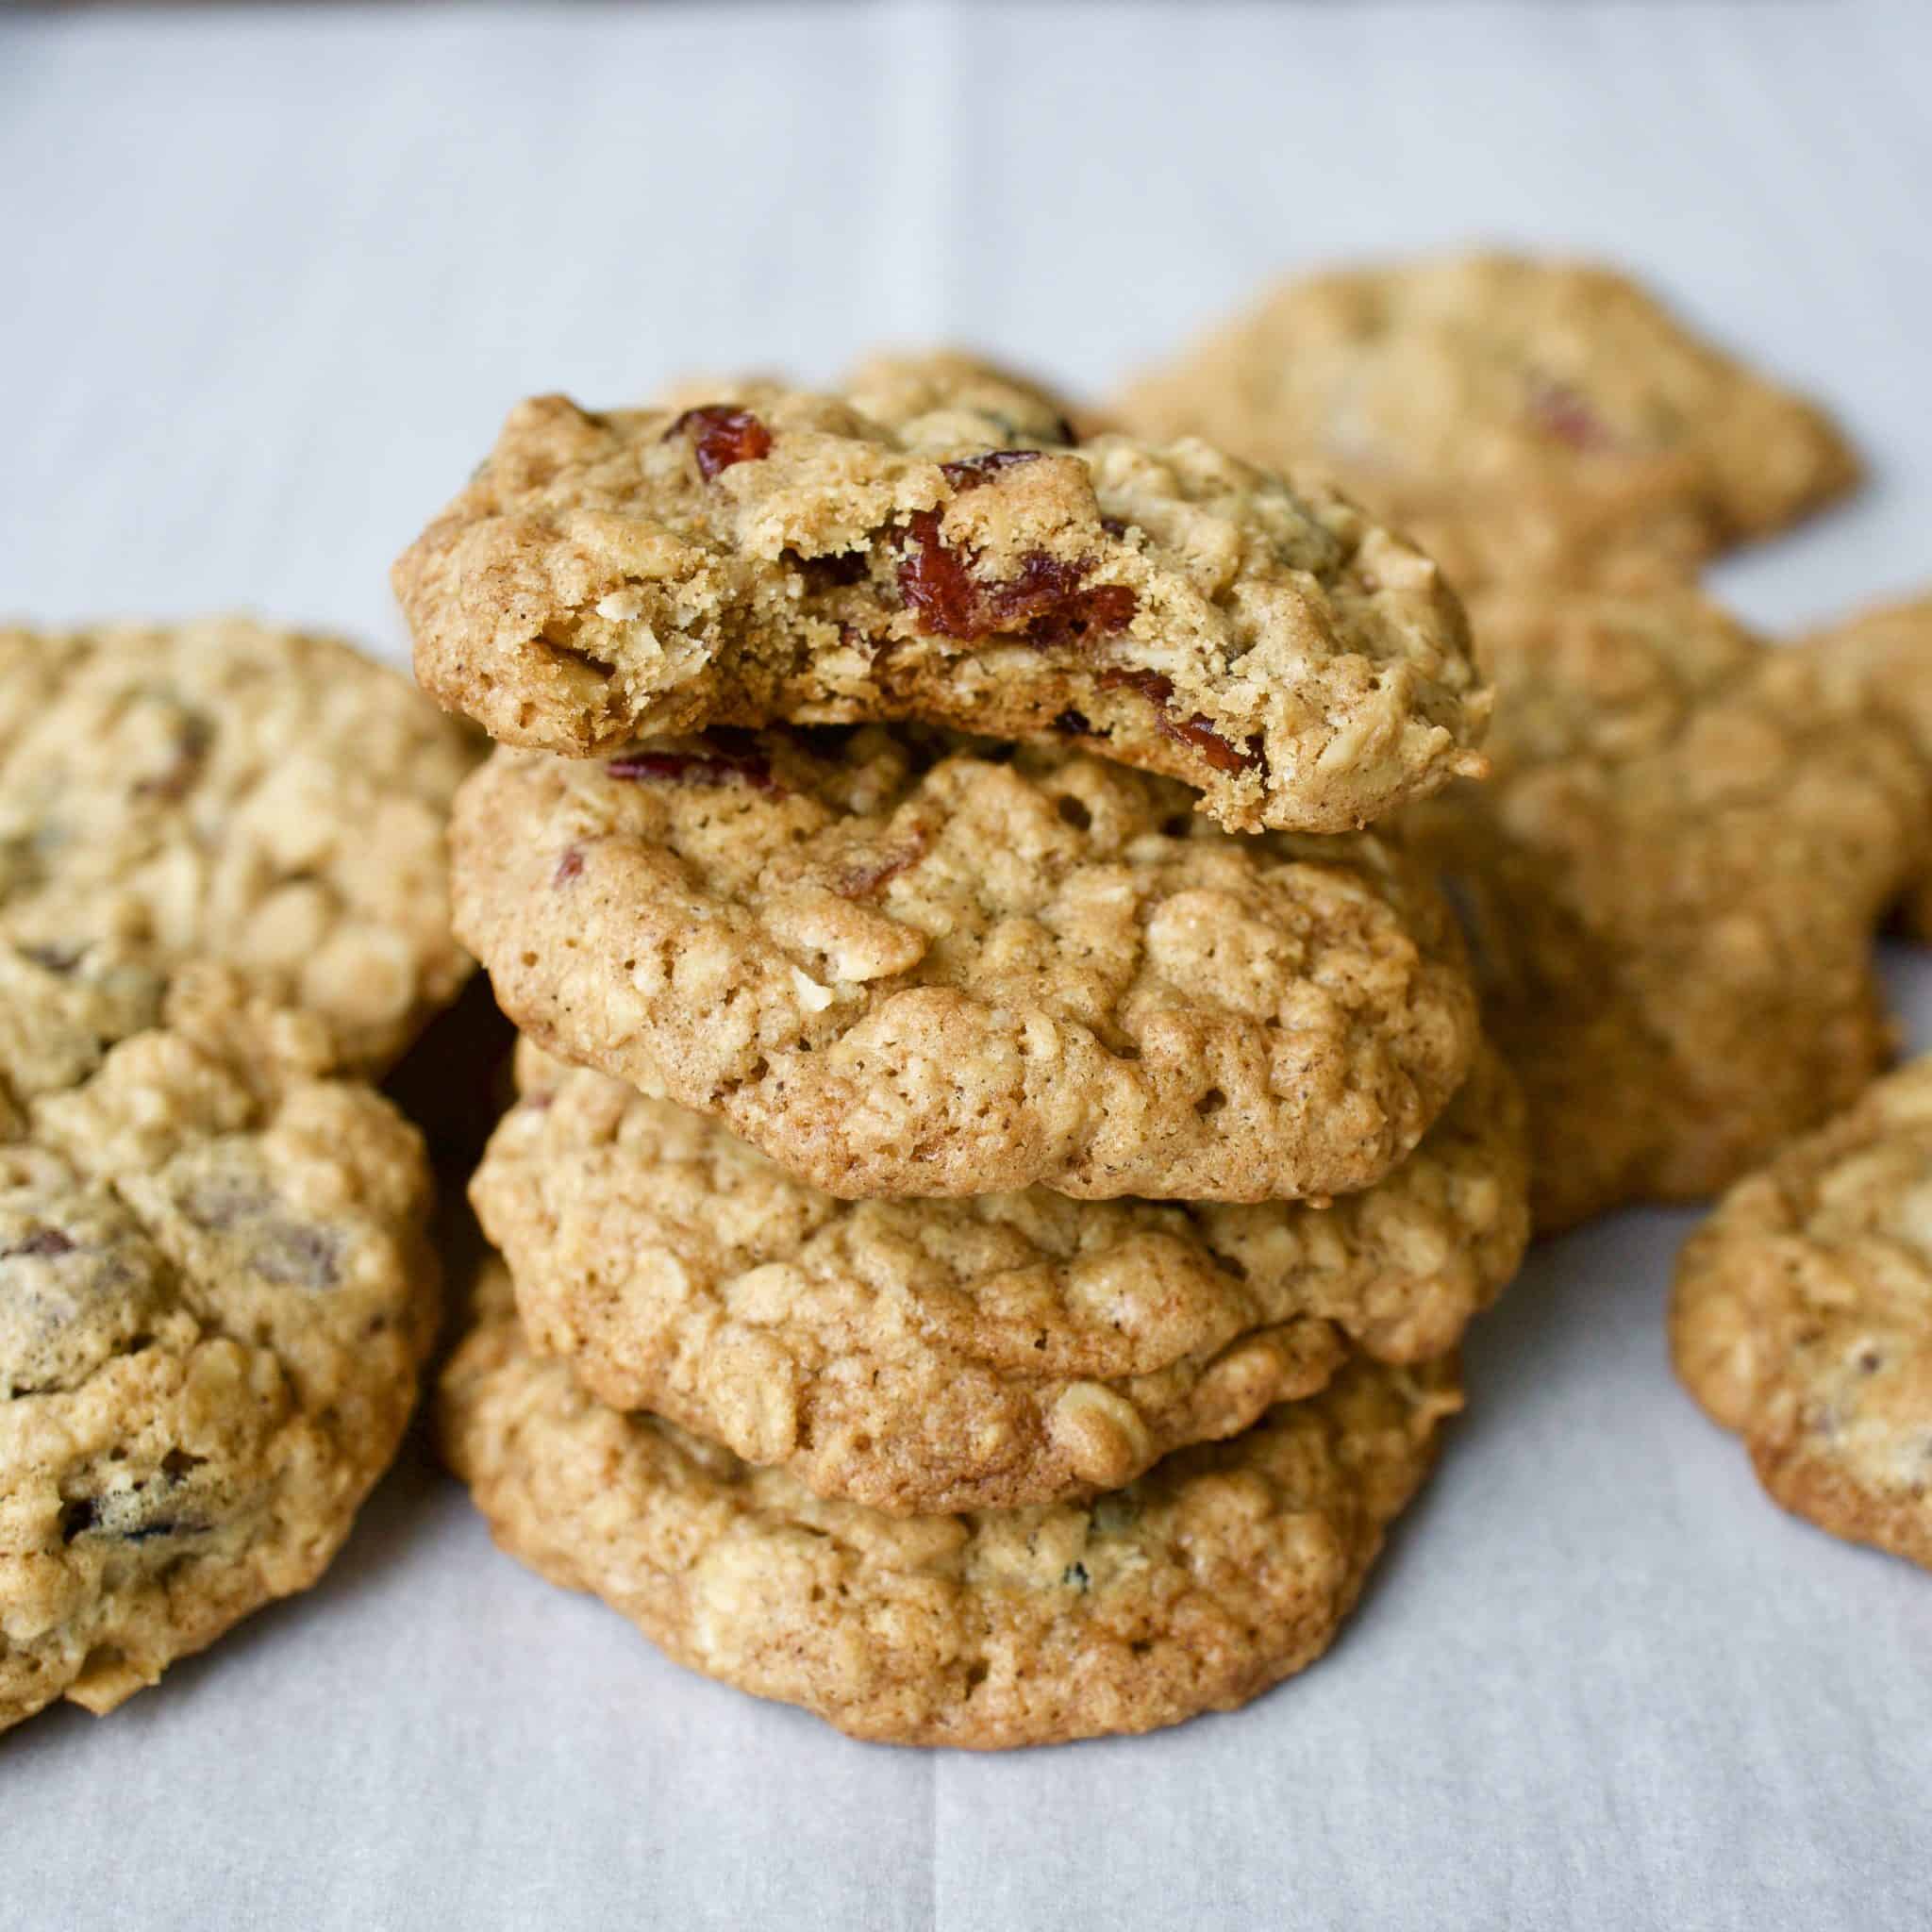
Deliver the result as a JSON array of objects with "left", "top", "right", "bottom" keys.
[{"left": 393, "top": 356, "right": 1489, "bottom": 834}]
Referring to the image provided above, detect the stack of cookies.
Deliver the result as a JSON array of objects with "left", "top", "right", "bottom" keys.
[{"left": 396, "top": 357, "right": 1532, "bottom": 1744}]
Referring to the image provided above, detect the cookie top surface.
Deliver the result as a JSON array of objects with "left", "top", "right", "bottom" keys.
[
  {"left": 393, "top": 359, "right": 1490, "bottom": 834},
  {"left": 452, "top": 727, "right": 1481, "bottom": 1202},
  {"left": 439, "top": 1269, "right": 1459, "bottom": 1748},
  {"left": 1403, "top": 586, "right": 1929, "bottom": 1230},
  {"left": 1800, "top": 593, "right": 1932, "bottom": 937},
  {"left": 0, "top": 942, "right": 440, "bottom": 1729},
  {"left": 0, "top": 618, "right": 482, "bottom": 1074},
  {"left": 1115, "top": 253, "right": 1859, "bottom": 591},
  {"left": 1672, "top": 1057, "right": 1932, "bottom": 1571},
  {"left": 475, "top": 1040, "right": 1523, "bottom": 1512}
]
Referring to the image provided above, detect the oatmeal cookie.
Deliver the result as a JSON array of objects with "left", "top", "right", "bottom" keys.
[
  {"left": 1116, "top": 253, "right": 1859, "bottom": 591},
  {"left": 0, "top": 618, "right": 480, "bottom": 1074},
  {"left": 0, "top": 942, "right": 440, "bottom": 1730},
  {"left": 451, "top": 729, "right": 1480, "bottom": 1202},
  {"left": 440, "top": 1267, "right": 1458, "bottom": 1748},
  {"left": 474, "top": 1041, "right": 1523, "bottom": 1512},
  {"left": 1797, "top": 593, "right": 1932, "bottom": 938},
  {"left": 1672, "top": 1058, "right": 1932, "bottom": 1570},
  {"left": 393, "top": 364, "right": 1488, "bottom": 833},
  {"left": 1403, "top": 587, "right": 1927, "bottom": 1231}
]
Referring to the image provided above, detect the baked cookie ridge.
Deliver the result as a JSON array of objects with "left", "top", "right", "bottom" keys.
[
  {"left": 450, "top": 728, "right": 1482, "bottom": 1203},
  {"left": 474, "top": 1041, "right": 1525, "bottom": 1512},
  {"left": 439, "top": 1267, "right": 1460, "bottom": 1749}
]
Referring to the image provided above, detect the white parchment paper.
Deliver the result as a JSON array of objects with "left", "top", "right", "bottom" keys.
[{"left": 2, "top": 6, "right": 1929, "bottom": 1927}]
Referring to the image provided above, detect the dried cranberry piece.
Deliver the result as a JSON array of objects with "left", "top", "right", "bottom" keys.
[
  {"left": 1099, "top": 516, "right": 1129, "bottom": 540},
  {"left": 606, "top": 744, "right": 781, "bottom": 793},
  {"left": 1096, "top": 668, "right": 1262, "bottom": 774},
  {"left": 940, "top": 449, "right": 1043, "bottom": 491},
  {"left": 896, "top": 509, "right": 1137, "bottom": 646},
  {"left": 835, "top": 836, "right": 928, "bottom": 899},
  {"left": 553, "top": 847, "right": 584, "bottom": 885},
  {"left": 2, "top": 1227, "right": 75, "bottom": 1260},
  {"left": 1022, "top": 584, "right": 1138, "bottom": 650},
  {"left": 1051, "top": 708, "right": 1094, "bottom": 737},
  {"left": 981, "top": 552, "right": 1091, "bottom": 630},
  {"left": 1097, "top": 667, "right": 1174, "bottom": 706},
  {"left": 895, "top": 509, "right": 985, "bottom": 637},
  {"left": 665, "top": 405, "right": 774, "bottom": 480},
  {"left": 1162, "top": 713, "right": 1264, "bottom": 774},
  {"left": 1524, "top": 374, "right": 1617, "bottom": 453}
]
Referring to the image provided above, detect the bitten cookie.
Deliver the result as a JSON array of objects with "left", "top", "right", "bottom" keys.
[
  {"left": 474, "top": 1041, "right": 1524, "bottom": 1512},
  {"left": 1115, "top": 253, "right": 1859, "bottom": 591},
  {"left": 0, "top": 942, "right": 440, "bottom": 1730},
  {"left": 393, "top": 361, "right": 1489, "bottom": 833},
  {"left": 440, "top": 1267, "right": 1459, "bottom": 1748},
  {"left": 1796, "top": 592, "right": 1932, "bottom": 938},
  {"left": 0, "top": 619, "right": 481, "bottom": 1074},
  {"left": 1402, "top": 587, "right": 1928, "bottom": 1232},
  {"left": 1672, "top": 1058, "right": 1932, "bottom": 1571},
  {"left": 451, "top": 728, "right": 1480, "bottom": 1202}
]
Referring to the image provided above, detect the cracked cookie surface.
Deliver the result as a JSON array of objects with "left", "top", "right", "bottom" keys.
[
  {"left": 1115, "top": 253, "right": 1859, "bottom": 592},
  {"left": 440, "top": 1264, "right": 1459, "bottom": 1748},
  {"left": 1402, "top": 587, "right": 1928, "bottom": 1231},
  {"left": 1672, "top": 1058, "right": 1932, "bottom": 1571},
  {"left": 452, "top": 728, "right": 1480, "bottom": 1202},
  {"left": 475, "top": 1041, "right": 1524, "bottom": 1512},
  {"left": 393, "top": 360, "right": 1489, "bottom": 833},
  {"left": 0, "top": 619, "right": 481, "bottom": 1074},
  {"left": 0, "top": 942, "right": 440, "bottom": 1730}
]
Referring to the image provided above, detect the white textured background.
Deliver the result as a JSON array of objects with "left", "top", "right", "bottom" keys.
[{"left": 3, "top": 5, "right": 1930, "bottom": 1928}]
